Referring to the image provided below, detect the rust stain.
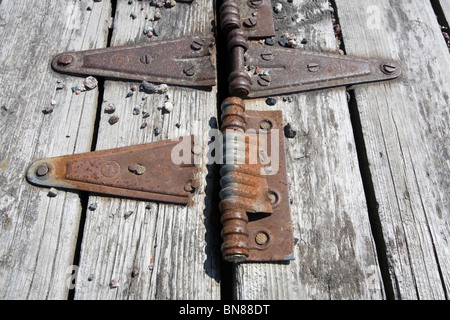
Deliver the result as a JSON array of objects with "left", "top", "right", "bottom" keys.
[{"left": 1, "top": 157, "right": 8, "bottom": 171}]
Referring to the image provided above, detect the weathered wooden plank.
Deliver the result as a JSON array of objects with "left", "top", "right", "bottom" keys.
[
  {"left": 73, "top": 0, "right": 221, "bottom": 299},
  {"left": 336, "top": 0, "right": 450, "bottom": 299},
  {"left": 234, "top": 0, "right": 384, "bottom": 299},
  {"left": 440, "top": 0, "right": 450, "bottom": 23},
  {"left": 0, "top": 0, "right": 111, "bottom": 299}
]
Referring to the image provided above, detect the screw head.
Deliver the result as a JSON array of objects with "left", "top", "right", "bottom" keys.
[
  {"left": 183, "top": 65, "right": 196, "bottom": 77},
  {"left": 140, "top": 54, "right": 152, "bottom": 64},
  {"left": 255, "top": 232, "right": 269, "bottom": 246},
  {"left": 35, "top": 163, "right": 50, "bottom": 177},
  {"left": 257, "top": 74, "right": 271, "bottom": 87},
  {"left": 58, "top": 55, "right": 74, "bottom": 66},
  {"left": 243, "top": 17, "right": 257, "bottom": 28},
  {"left": 307, "top": 62, "right": 320, "bottom": 72},
  {"left": 190, "top": 40, "right": 203, "bottom": 51},
  {"left": 248, "top": 0, "right": 263, "bottom": 7},
  {"left": 128, "top": 163, "right": 146, "bottom": 175},
  {"left": 259, "top": 119, "right": 273, "bottom": 131},
  {"left": 381, "top": 63, "right": 397, "bottom": 74},
  {"left": 261, "top": 52, "right": 274, "bottom": 61}
]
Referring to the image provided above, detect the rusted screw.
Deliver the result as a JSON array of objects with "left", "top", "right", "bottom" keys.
[
  {"left": 261, "top": 52, "right": 274, "bottom": 61},
  {"left": 140, "top": 54, "right": 152, "bottom": 64},
  {"left": 36, "top": 163, "right": 50, "bottom": 177},
  {"left": 58, "top": 55, "right": 74, "bottom": 66},
  {"left": 381, "top": 63, "right": 397, "bottom": 74},
  {"left": 243, "top": 17, "right": 257, "bottom": 28},
  {"left": 183, "top": 65, "right": 196, "bottom": 77},
  {"left": 191, "top": 40, "right": 203, "bottom": 51},
  {"left": 307, "top": 62, "right": 320, "bottom": 72},
  {"left": 257, "top": 73, "right": 271, "bottom": 87},
  {"left": 128, "top": 163, "right": 146, "bottom": 175},
  {"left": 255, "top": 232, "right": 269, "bottom": 246},
  {"left": 259, "top": 119, "right": 272, "bottom": 131},
  {"left": 267, "top": 190, "right": 279, "bottom": 205},
  {"left": 248, "top": 0, "right": 263, "bottom": 7}
]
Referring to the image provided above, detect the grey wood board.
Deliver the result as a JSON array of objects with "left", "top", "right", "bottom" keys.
[
  {"left": 440, "top": 0, "right": 450, "bottom": 24},
  {"left": 0, "top": 0, "right": 111, "bottom": 299},
  {"left": 73, "top": 0, "right": 221, "bottom": 300},
  {"left": 234, "top": 0, "right": 385, "bottom": 300},
  {"left": 336, "top": 0, "right": 450, "bottom": 299}
]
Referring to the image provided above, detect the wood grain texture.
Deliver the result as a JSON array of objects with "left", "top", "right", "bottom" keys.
[
  {"left": 234, "top": 0, "right": 384, "bottom": 300},
  {"left": 73, "top": 0, "right": 221, "bottom": 300},
  {"left": 336, "top": 0, "right": 450, "bottom": 299},
  {"left": 0, "top": 0, "right": 111, "bottom": 299},
  {"left": 440, "top": 0, "right": 450, "bottom": 23}
]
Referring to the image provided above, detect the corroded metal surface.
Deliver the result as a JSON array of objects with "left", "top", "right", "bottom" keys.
[
  {"left": 52, "top": 35, "right": 216, "bottom": 87},
  {"left": 27, "top": 137, "right": 199, "bottom": 205},
  {"left": 219, "top": 97, "right": 294, "bottom": 262},
  {"left": 246, "top": 43, "right": 402, "bottom": 98}
]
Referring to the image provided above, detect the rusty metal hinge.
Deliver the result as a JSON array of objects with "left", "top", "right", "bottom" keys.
[
  {"left": 28, "top": 0, "right": 402, "bottom": 263},
  {"left": 27, "top": 137, "right": 200, "bottom": 205}
]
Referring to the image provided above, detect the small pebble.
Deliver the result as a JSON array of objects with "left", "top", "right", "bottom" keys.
[
  {"left": 175, "top": 123, "right": 181, "bottom": 128},
  {"left": 126, "top": 91, "right": 134, "bottom": 98},
  {"left": 104, "top": 103, "right": 116, "bottom": 113},
  {"left": 108, "top": 115, "right": 119, "bottom": 125},
  {"left": 265, "top": 97, "right": 277, "bottom": 106},
  {"left": 265, "top": 37, "right": 275, "bottom": 46},
  {"left": 110, "top": 279, "right": 119, "bottom": 289},
  {"left": 278, "top": 37, "right": 289, "bottom": 47},
  {"left": 143, "top": 26, "right": 153, "bottom": 35},
  {"left": 301, "top": 38, "right": 308, "bottom": 44},
  {"left": 140, "top": 122, "right": 148, "bottom": 129},
  {"left": 124, "top": 211, "right": 134, "bottom": 219},
  {"left": 154, "top": 11, "right": 161, "bottom": 20},
  {"left": 83, "top": 76, "right": 98, "bottom": 90},
  {"left": 130, "top": 12, "right": 137, "bottom": 19},
  {"left": 153, "top": 28, "right": 160, "bottom": 37},
  {"left": 154, "top": 127, "right": 162, "bottom": 136},
  {"left": 71, "top": 85, "right": 86, "bottom": 94},
  {"left": 88, "top": 274, "right": 94, "bottom": 281},
  {"left": 88, "top": 203, "right": 98, "bottom": 211},
  {"left": 273, "top": 3, "right": 283, "bottom": 14},
  {"left": 142, "top": 111, "right": 150, "bottom": 119},
  {"left": 131, "top": 268, "right": 139, "bottom": 278},
  {"left": 133, "top": 107, "right": 140, "bottom": 115},
  {"left": 284, "top": 123, "right": 297, "bottom": 139},
  {"left": 163, "top": 101, "right": 173, "bottom": 113},
  {"left": 47, "top": 188, "right": 58, "bottom": 197},
  {"left": 43, "top": 107, "right": 54, "bottom": 114}
]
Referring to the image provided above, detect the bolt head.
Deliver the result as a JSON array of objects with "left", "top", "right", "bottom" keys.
[
  {"left": 307, "top": 63, "right": 320, "bottom": 72},
  {"left": 58, "top": 55, "right": 74, "bottom": 66},
  {"left": 36, "top": 163, "right": 50, "bottom": 177},
  {"left": 381, "top": 63, "right": 397, "bottom": 74},
  {"left": 255, "top": 232, "right": 269, "bottom": 245},
  {"left": 243, "top": 17, "right": 257, "bottom": 28},
  {"left": 257, "top": 74, "right": 271, "bottom": 87}
]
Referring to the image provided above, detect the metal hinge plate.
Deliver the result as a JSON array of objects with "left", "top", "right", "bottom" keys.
[
  {"left": 246, "top": 43, "right": 401, "bottom": 98},
  {"left": 52, "top": 35, "right": 216, "bottom": 87},
  {"left": 27, "top": 137, "right": 200, "bottom": 205},
  {"left": 243, "top": 110, "right": 294, "bottom": 261}
]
